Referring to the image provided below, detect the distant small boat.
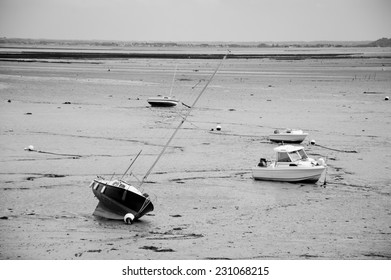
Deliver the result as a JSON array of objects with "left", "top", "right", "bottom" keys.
[
  {"left": 148, "top": 64, "right": 179, "bottom": 107},
  {"left": 269, "top": 129, "right": 308, "bottom": 144},
  {"left": 147, "top": 95, "right": 179, "bottom": 107},
  {"left": 252, "top": 145, "right": 326, "bottom": 183},
  {"left": 90, "top": 178, "right": 154, "bottom": 224}
]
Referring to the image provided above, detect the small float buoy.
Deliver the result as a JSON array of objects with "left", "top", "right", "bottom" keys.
[
  {"left": 124, "top": 213, "right": 135, "bottom": 224},
  {"left": 216, "top": 124, "right": 221, "bottom": 131},
  {"left": 310, "top": 139, "right": 316, "bottom": 145},
  {"left": 385, "top": 96, "right": 389, "bottom": 101},
  {"left": 24, "top": 145, "right": 34, "bottom": 151},
  {"left": 317, "top": 158, "right": 326, "bottom": 166}
]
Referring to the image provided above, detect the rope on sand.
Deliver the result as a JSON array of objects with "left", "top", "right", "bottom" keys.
[
  {"left": 24, "top": 145, "right": 82, "bottom": 158},
  {"left": 311, "top": 143, "right": 357, "bottom": 153}
]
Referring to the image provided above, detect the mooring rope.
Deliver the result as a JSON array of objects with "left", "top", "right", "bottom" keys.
[
  {"left": 24, "top": 146, "right": 82, "bottom": 158},
  {"left": 312, "top": 143, "right": 357, "bottom": 153}
]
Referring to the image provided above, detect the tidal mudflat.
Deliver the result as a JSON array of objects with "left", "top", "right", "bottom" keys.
[{"left": 0, "top": 47, "right": 390, "bottom": 259}]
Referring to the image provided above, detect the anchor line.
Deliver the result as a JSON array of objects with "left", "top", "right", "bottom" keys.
[
  {"left": 314, "top": 144, "right": 357, "bottom": 153},
  {"left": 138, "top": 198, "right": 152, "bottom": 215},
  {"left": 25, "top": 148, "right": 82, "bottom": 158}
]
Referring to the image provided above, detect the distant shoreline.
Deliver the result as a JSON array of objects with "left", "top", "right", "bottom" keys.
[
  {"left": 0, "top": 51, "right": 365, "bottom": 60},
  {"left": 1, "top": 37, "right": 390, "bottom": 48},
  {"left": 1, "top": 40, "right": 391, "bottom": 60},
  {"left": 1, "top": 37, "right": 391, "bottom": 60}
]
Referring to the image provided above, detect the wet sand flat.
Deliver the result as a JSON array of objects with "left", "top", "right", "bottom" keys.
[{"left": 0, "top": 48, "right": 390, "bottom": 259}]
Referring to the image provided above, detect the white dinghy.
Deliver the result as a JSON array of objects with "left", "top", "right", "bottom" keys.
[
  {"left": 252, "top": 145, "right": 326, "bottom": 183},
  {"left": 147, "top": 95, "right": 179, "bottom": 107},
  {"left": 268, "top": 129, "right": 308, "bottom": 144}
]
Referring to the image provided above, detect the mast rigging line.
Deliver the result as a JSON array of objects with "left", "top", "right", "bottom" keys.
[
  {"left": 140, "top": 52, "right": 229, "bottom": 186},
  {"left": 168, "top": 64, "right": 178, "bottom": 97},
  {"left": 120, "top": 149, "right": 142, "bottom": 180}
]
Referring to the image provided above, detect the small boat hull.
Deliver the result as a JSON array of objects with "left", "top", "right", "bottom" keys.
[
  {"left": 91, "top": 179, "right": 154, "bottom": 222},
  {"left": 147, "top": 97, "right": 178, "bottom": 107},
  {"left": 269, "top": 133, "right": 308, "bottom": 144},
  {"left": 252, "top": 165, "right": 325, "bottom": 183}
]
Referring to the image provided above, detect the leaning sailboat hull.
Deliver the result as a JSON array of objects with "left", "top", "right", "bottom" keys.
[
  {"left": 91, "top": 180, "right": 154, "bottom": 221},
  {"left": 252, "top": 165, "right": 325, "bottom": 182}
]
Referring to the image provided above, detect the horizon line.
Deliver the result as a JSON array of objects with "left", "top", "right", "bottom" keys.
[{"left": 2, "top": 36, "right": 389, "bottom": 44}]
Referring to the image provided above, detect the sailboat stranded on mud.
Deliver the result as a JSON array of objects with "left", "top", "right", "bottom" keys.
[
  {"left": 90, "top": 54, "right": 229, "bottom": 224},
  {"left": 90, "top": 150, "right": 154, "bottom": 224},
  {"left": 147, "top": 65, "right": 179, "bottom": 107}
]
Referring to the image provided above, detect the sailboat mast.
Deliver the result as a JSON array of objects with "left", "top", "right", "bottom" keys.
[{"left": 140, "top": 53, "right": 228, "bottom": 185}]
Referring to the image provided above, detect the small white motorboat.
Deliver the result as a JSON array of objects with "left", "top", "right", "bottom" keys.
[
  {"left": 147, "top": 95, "right": 179, "bottom": 107},
  {"left": 268, "top": 129, "right": 308, "bottom": 144},
  {"left": 252, "top": 145, "right": 326, "bottom": 182}
]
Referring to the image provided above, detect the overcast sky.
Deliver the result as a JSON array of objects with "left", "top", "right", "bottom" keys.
[{"left": 0, "top": 0, "right": 390, "bottom": 42}]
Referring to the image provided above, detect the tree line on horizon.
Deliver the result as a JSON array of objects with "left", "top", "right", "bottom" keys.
[{"left": 0, "top": 37, "right": 390, "bottom": 48}]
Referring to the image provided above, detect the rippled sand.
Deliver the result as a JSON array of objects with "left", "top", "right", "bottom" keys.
[{"left": 0, "top": 49, "right": 390, "bottom": 259}]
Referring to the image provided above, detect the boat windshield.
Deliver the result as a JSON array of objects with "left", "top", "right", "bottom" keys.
[
  {"left": 277, "top": 152, "right": 291, "bottom": 162},
  {"left": 288, "top": 151, "right": 301, "bottom": 162},
  {"left": 297, "top": 149, "right": 308, "bottom": 159}
]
